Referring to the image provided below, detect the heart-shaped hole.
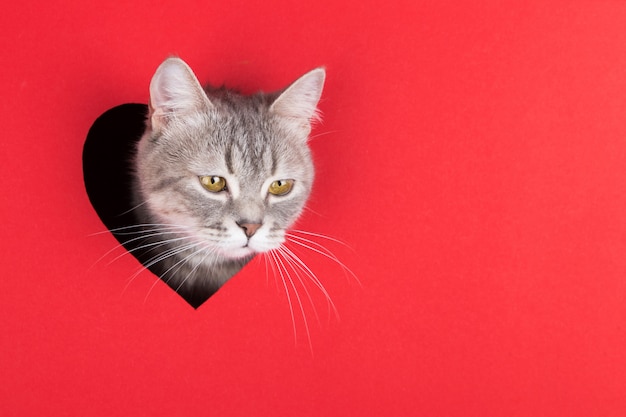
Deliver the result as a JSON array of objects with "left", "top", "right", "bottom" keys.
[{"left": 83, "top": 104, "right": 245, "bottom": 308}]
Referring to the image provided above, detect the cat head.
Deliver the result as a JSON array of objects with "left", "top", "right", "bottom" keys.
[{"left": 135, "top": 57, "right": 325, "bottom": 261}]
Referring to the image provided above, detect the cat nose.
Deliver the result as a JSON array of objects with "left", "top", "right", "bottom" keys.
[{"left": 237, "top": 222, "right": 262, "bottom": 238}]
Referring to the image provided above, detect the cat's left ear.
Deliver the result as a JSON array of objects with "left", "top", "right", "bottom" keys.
[{"left": 270, "top": 68, "right": 325, "bottom": 138}]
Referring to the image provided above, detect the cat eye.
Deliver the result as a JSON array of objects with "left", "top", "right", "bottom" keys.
[
  {"left": 268, "top": 179, "right": 294, "bottom": 196},
  {"left": 200, "top": 176, "right": 227, "bottom": 192}
]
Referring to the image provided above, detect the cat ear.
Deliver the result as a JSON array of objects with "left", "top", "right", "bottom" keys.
[
  {"left": 270, "top": 68, "right": 325, "bottom": 137},
  {"left": 149, "top": 57, "right": 213, "bottom": 131}
]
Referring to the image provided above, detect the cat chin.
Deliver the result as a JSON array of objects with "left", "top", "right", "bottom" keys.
[
  {"left": 221, "top": 240, "right": 281, "bottom": 260},
  {"left": 222, "top": 246, "right": 258, "bottom": 260}
]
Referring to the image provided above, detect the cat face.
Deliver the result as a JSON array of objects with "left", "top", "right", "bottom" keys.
[{"left": 134, "top": 58, "right": 324, "bottom": 262}]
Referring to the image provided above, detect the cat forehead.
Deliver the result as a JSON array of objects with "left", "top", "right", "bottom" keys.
[
  {"left": 226, "top": 141, "right": 275, "bottom": 176},
  {"left": 186, "top": 139, "right": 308, "bottom": 180},
  {"left": 180, "top": 120, "right": 305, "bottom": 169}
]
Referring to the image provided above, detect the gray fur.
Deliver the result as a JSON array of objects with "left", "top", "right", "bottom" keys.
[{"left": 132, "top": 58, "right": 324, "bottom": 305}]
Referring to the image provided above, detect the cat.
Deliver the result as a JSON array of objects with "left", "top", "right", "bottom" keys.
[{"left": 130, "top": 57, "right": 325, "bottom": 308}]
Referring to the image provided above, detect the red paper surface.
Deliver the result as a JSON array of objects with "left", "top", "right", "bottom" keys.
[{"left": 2, "top": 1, "right": 626, "bottom": 416}]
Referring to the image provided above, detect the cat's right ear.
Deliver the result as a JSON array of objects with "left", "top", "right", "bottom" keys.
[{"left": 148, "top": 57, "right": 213, "bottom": 132}]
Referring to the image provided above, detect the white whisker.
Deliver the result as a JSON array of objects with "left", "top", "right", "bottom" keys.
[
  {"left": 105, "top": 234, "right": 196, "bottom": 267},
  {"left": 277, "top": 246, "right": 321, "bottom": 327},
  {"left": 269, "top": 250, "right": 299, "bottom": 343},
  {"left": 115, "top": 199, "right": 150, "bottom": 217},
  {"left": 173, "top": 246, "right": 219, "bottom": 292},
  {"left": 289, "top": 229, "right": 354, "bottom": 250},
  {"left": 286, "top": 234, "right": 361, "bottom": 286},
  {"left": 88, "top": 224, "right": 196, "bottom": 270},
  {"left": 88, "top": 223, "right": 188, "bottom": 237},
  {"left": 271, "top": 249, "right": 314, "bottom": 355},
  {"left": 300, "top": 206, "right": 323, "bottom": 217},
  {"left": 308, "top": 129, "right": 341, "bottom": 141},
  {"left": 123, "top": 241, "right": 200, "bottom": 294},
  {"left": 143, "top": 244, "right": 215, "bottom": 303},
  {"left": 140, "top": 241, "right": 199, "bottom": 273},
  {"left": 279, "top": 245, "right": 339, "bottom": 320}
]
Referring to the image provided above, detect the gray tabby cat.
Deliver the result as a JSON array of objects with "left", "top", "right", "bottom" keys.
[{"left": 132, "top": 57, "right": 324, "bottom": 307}]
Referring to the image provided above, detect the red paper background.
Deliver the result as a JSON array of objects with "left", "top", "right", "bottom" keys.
[{"left": 2, "top": 1, "right": 626, "bottom": 416}]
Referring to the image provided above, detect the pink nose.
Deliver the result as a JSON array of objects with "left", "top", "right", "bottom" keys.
[{"left": 237, "top": 222, "right": 262, "bottom": 238}]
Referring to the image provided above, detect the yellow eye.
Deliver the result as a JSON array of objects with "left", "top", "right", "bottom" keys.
[
  {"left": 268, "top": 179, "right": 294, "bottom": 196},
  {"left": 200, "top": 176, "right": 227, "bottom": 192}
]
